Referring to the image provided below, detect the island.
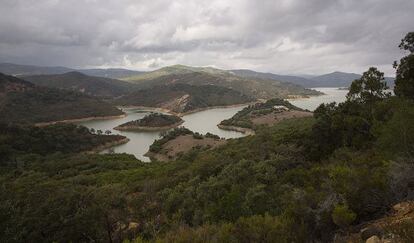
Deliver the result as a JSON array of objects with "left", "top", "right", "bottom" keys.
[
  {"left": 218, "top": 98, "right": 313, "bottom": 134},
  {"left": 114, "top": 113, "right": 184, "bottom": 131},
  {"left": 145, "top": 127, "right": 226, "bottom": 161}
]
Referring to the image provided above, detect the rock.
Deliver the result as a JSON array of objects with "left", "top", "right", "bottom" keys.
[
  {"left": 366, "top": 235, "right": 381, "bottom": 243},
  {"left": 392, "top": 202, "right": 413, "bottom": 215},
  {"left": 361, "top": 226, "right": 383, "bottom": 240}
]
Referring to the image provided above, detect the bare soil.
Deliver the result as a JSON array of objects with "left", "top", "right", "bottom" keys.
[
  {"left": 146, "top": 135, "right": 226, "bottom": 161},
  {"left": 250, "top": 110, "right": 312, "bottom": 126}
]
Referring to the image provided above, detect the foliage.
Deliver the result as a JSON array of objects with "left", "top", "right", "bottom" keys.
[
  {"left": 118, "top": 113, "right": 182, "bottom": 128},
  {"left": 122, "top": 65, "right": 321, "bottom": 99},
  {"left": 347, "top": 67, "right": 390, "bottom": 103},
  {"left": 0, "top": 123, "right": 125, "bottom": 166},
  {"left": 0, "top": 73, "right": 123, "bottom": 124},
  {"left": 394, "top": 32, "right": 414, "bottom": 99},
  {"left": 114, "top": 83, "right": 253, "bottom": 113},
  {"left": 2, "top": 33, "right": 414, "bottom": 243},
  {"left": 24, "top": 71, "right": 138, "bottom": 98},
  {"left": 331, "top": 204, "right": 356, "bottom": 228},
  {"left": 220, "top": 98, "right": 302, "bottom": 129}
]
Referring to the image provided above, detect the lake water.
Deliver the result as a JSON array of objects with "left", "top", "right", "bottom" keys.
[
  {"left": 77, "top": 106, "right": 247, "bottom": 161},
  {"left": 78, "top": 87, "right": 348, "bottom": 161},
  {"left": 289, "top": 87, "right": 348, "bottom": 111}
]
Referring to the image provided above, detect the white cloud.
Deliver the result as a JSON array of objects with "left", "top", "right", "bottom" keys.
[{"left": 0, "top": 0, "right": 412, "bottom": 75}]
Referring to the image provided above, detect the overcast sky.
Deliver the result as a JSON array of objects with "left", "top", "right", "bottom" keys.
[{"left": 0, "top": 0, "right": 412, "bottom": 75}]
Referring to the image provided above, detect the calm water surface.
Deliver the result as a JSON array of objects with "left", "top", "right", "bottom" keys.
[
  {"left": 78, "top": 88, "right": 348, "bottom": 161},
  {"left": 77, "top": 106, "right": 246, "bottom": 161},
  {"left": 289, "top": 87, "right": 348, "bottom": 111}
]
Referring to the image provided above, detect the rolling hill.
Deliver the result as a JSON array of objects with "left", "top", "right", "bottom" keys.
[
  {"left": 123, "top": 65, "right": 321, "bottom": 99},
  {"left": 113, "top": 83, "right": 254, "bottom": 114},
  {"left": 24, "top": 71, "right": 138, "bottom": 98},
  {"left": 0, "top": 63, "right": 73, "bottom": 76},
  {"left": 231, "top": 69, "right": 395, "bottom": 88},
  {"left": 230, "top": 69, "right": 317, "bottom": 88},
  {"left": 0, "top": 63, "right": 144, "bottom": 79},
  {"left": 0, "top": 73, "right": 123, "bottom": 124}
]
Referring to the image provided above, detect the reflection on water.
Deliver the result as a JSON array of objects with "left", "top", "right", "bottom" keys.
[
  {"left": 78, "top": 88, "right": 350, "bottom": 161},
  {"left": 288, "top": 87, "right": 348, "bottom": 111},
  {"left": 77, "top": 106, "right": 246, "bottom": 161}
]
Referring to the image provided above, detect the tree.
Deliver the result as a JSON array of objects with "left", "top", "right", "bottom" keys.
[
  {"left": 399, "top": 32, "right": 414, "bottom": 53},
  {"left": 105, "top": 130, "right": 112, "bottom": 135},
  {"left": 97, "top": 129, "right": 103, "bottom": 135},
  {"left": 90, "top": 128, "right": 96, "bottom": 134},
  {"left": 394, "top": 32, "right": 414, "bottom": 99},
  {"left": 347, "top": 67, "right": 389, "bottom": 103},
  {"left": 332, "top": 204, "right": 356, "bottom": 229}
]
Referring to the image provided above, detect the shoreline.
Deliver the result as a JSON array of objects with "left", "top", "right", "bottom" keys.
[
  {"left": 217, "top": 124, "right": 255, "bottom": 136},
  {"left": 119, "top": 102, "right": 257, "bottom": 117},
  {"left": 35, "top": 114, "right": 127, "bottom": 127},
  {"left": 114, "top": 120, "right": 185, "bottom": 131},
  {"left": 84, "top": 137, "right": 130, "bottom": 154}
]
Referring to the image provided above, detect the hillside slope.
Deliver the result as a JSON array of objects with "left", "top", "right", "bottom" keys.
[
  {"left": 24, "top": 72, "right": 138, "bottom": 98},
  {"left": 230, "top": 69, "right": 317, "bottom": 87},
  {"left": 124, "top": 66, "right": 320, "bottom": 99},
  {"left": 231, "top": 69, "right": 395, "bottom": 88},
  {"left": 0, "top": 73, "right": 123, "bottom": 124},
  {"left": 113, "top": 83, "right": 254, "bottom": 113}
]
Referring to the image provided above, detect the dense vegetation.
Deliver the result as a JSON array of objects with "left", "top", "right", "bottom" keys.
[
  {"left": 220, "top": 98, "right": 303, "bottom": 129},
  {"left": 24, "top": 71, "right": 138, "bottom": 98},
  {"left": 0, "top": 33, "right": 413, "bottom": 242},
  {"left": 117, "top": 113, "right": 183, "bottom": 128},
  {"left": 0, "top": 123, "right": 125, "bottom": 166},
  {"left": 0, "top": 73, "right": 123, "bottom": 124},
  {"left": 123, "top": 66, "right": 321, "bottom": 99},
  {"left": 114, "top": 83, "right": 254, "bottom": 113}
]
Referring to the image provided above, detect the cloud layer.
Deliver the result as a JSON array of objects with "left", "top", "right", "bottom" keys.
[{"left": 0, "top": 0, "right": 413, "bottom": 75}]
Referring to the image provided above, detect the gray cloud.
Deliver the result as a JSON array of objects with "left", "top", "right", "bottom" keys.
[{"left": 0, "top": 0, "right": 412, "bottom": 75}]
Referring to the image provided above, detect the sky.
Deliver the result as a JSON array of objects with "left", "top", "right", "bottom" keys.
[{"left": 0, "top": 0, "right": 413, "bottom": 76}]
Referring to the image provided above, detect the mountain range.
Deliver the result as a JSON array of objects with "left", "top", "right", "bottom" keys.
[
  {"left": 0, "top": 63, "right": 144, "bottom": 79},
  {"left": 0, "top": 73, "right": 123, "bottom": 124},
  {"left": 230, "top": 69, "right": 395, "bottom": 88},
  {"left": 0, "top": 62, "right": 395, "bottom": 88}
]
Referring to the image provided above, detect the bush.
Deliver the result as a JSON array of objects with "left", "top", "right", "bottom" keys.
[{"left": 332, "top": 204, "right": 356, "bottom": 228}]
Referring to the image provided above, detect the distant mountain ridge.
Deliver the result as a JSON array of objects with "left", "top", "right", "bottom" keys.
[
  {"left": 0, "top": 63, "right": 144, "bottom": 79},
  {"left": 24, "top": 71, "right": 139, "bottom": 98},
  {"left": 0, "top": 62, "right": 394, "bottom": 89},
  {"left": 231, "top": 69, "right": 395, "bottom": 88}
]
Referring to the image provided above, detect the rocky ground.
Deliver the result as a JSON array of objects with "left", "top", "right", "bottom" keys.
[{"left": 335, "top": 201, "right": 414, "bottom": 243}]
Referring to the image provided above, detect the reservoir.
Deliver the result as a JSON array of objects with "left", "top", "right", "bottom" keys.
[
  {"left": 78, "top": 87, "right": 348, "bottom": 161},
  {"left": 77, "top": 105, "right": 247, "bottom": 161}
]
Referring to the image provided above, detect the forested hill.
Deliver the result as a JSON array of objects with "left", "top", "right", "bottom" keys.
[
  {"left": 24, "top": 71, "right": 138, "bottom": 98},
  {"left": 231, "top": 69, "right": 395, "bottom": 88},
  {"left": 123, "top": 70, "right": 321, "bottom": 99},
  {"left": 113, "top": 83, "right": 254, "bottom": 113},
  {"left": 0, "top": 73, "right": 123, "bottom": 124}
]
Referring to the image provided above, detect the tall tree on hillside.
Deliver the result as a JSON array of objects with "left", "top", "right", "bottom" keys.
[
  {"left": 394, "top": 32, "right": 414, "bottom": 99},
  {"left": 347, "top": 67, "right": 389, "bottom": 103}
]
